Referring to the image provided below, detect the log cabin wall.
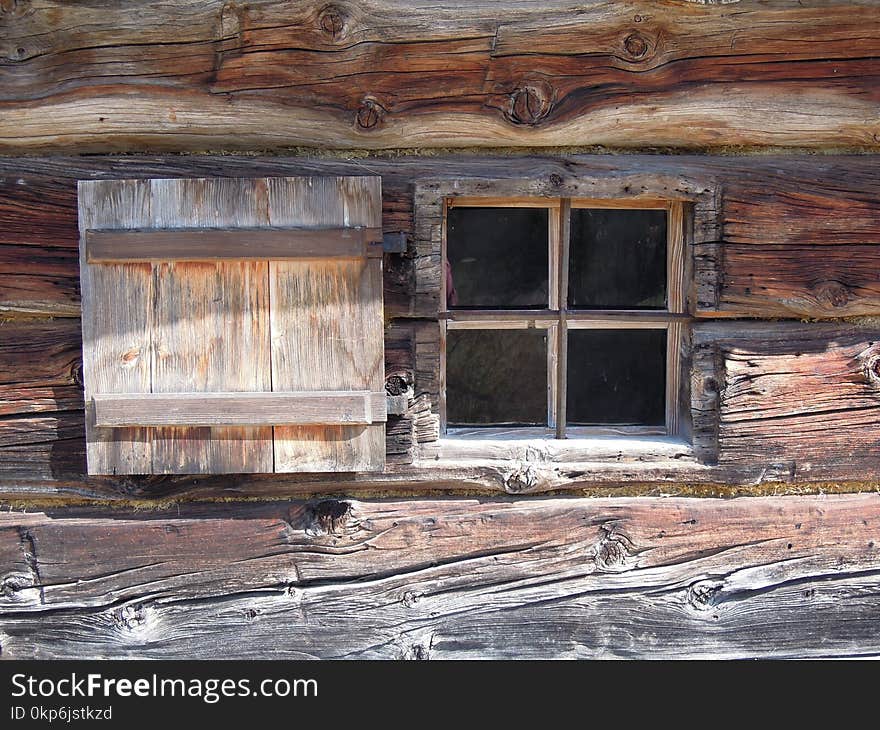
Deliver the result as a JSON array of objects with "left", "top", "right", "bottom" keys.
[{"left": 1, "top": 0, "right": 880, "bottom": 658}]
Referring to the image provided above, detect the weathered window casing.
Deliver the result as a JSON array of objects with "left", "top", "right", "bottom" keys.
[{"left": 413, "top": 176, "right": 722, "bottom": 472}]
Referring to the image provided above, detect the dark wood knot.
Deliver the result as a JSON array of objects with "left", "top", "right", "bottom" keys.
[
  {"left": 114, "top": 604, "right": 148, "bottom": 630},
  {"left": 1, "top": 572, "right": 33, "bottom": 598},
  {"left": 71, "top": 361, "right": 84, "bottom": 388},
  {"left": 318, "top": 4, "right": 345, "bottom": 38},
  {"left": 356, "top": 97, "right": 385, "bottom": 130},
  {"left": 385, "top": 375, "right": 409, "bottom": 396},
  {"left": 623, "top": 32, "right": 651, "bottom": 60},
  {"left": 310, "top": 499, "right": 351, "bottom": 535},
  {"left": 592, "top": 526, "right": 636, "bottom": 572},
  {"left": 507, "top": 81, "right": 554, "bottom": 126},
  {"left": 813, "top": 280, "right": 851, "bottom": 309},
  {"left": 687, "top": 580, "right": 724, "bottom": 612},
  {"left": 549, "top": 173, "right": 564, "bottom": 187}
]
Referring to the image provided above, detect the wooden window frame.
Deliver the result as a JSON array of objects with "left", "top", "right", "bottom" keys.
[{"left": 440, "top": 196, "right": 687, "bottom": 440}]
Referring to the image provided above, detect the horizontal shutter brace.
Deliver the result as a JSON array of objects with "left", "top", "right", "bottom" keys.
[
  {"left": 93, "top": 391, "right": 389, "bottom": 427},
  {"left": 85, "top": 226, "right": 385, "bottom": 262}
]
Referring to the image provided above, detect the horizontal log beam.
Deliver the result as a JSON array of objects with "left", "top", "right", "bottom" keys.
[
  {"left": 0, "top": 494, "right": 878, "bottom": 658},
  {"left": 0, "top": 2, "right": 879, "bottom": 151},
  {"left": 85, "top": 227, "right": 384, "bottom": 262},
  {"left": 93, "top": 391, "right": 388, "bottom": 427}
]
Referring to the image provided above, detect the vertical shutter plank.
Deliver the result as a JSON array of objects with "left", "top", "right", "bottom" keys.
[
  {"left": 148, "top": 178, "right": 273, "bottom": 473},
  {"left": 78, "top": 180, "right": 153, "bottom": 474},
  {"left": 269, "top": 177, "right": 385, "bottom": 472}
]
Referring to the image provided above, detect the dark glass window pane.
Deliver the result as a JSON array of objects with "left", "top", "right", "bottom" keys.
[
  {"left": 568, "top": 209, "right": 667, "bottom": 309},
  {"left": 446, "top": 329, "right": 547, "bottom": 426},
  {"left": 446, "top": 207, "right": 548, "bottom": 309},
  {"left": 566, "top": 329, "right": 666, "bottom": 426}
]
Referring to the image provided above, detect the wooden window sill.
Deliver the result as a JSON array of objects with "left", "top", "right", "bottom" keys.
[{"left": 423, "top": 433, "right": 694, "bottom": 465}]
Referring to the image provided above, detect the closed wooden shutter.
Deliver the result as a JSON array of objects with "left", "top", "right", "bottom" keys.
[{"left": 78, "top": 176, "right": 385, "bottom": 475}]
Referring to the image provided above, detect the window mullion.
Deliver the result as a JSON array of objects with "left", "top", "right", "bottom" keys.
[{"left": 555, "top": 198, "right": 571, "bottom": 439}]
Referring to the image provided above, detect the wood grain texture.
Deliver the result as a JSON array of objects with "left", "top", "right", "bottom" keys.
[
  {"left": 147, "top": 176, "right": 273, "bottom": 474},
  {"left": 695, "top": 322, "right": 880, "bottom": 480},
  {"left": 93, "top": 391, "right": 388, "bottom": 427},
  {"left": 1, "top": 494, "right": 879, "bottom": 658},
  {"left": 268, "top": 177, "right": 385, "bottom": 473},
  {"left": 85, "top": 227, "right": 384, "bottom": 262},
  {"left": 78, "top": 179, "right": 153, "bottom": 474},
  {"left": 0, "top": 319, "right": 82, "bottom": 417},
  {"left": 1, "top": 1, "right": 880, "bottom": 151}
]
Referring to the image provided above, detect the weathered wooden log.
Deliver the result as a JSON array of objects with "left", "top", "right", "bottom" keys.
[
  {"left": 697, "top": 322, "right": 880, "bottom": 479},
  {"left": 1, "top": 1, "right": 879, "bottom": 151},
  {"left": 1, "top": 494, "right": 878, "bottom": 658}
]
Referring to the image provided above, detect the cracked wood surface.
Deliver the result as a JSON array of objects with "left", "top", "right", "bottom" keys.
[
  {"left": 1, "top": 1, "right": 880, "bottom": 151},
  {"left": 1, "top": 493, "right": 878, "bottom": 658}
]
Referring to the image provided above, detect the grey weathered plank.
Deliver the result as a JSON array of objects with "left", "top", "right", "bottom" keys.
[
  {"left": 93, "top": 391, "right": 388, "bottom": 427},
  {"left": 1, "top": 494, "right": 878, "bottom": 659},
  {"left": 85, "top": 227, "right": 384, "bottom": 262},
  {"left": 268, "top": 177, "right": 386, "bottom": 473},
  {"left": 77, "top": 179, "right": 153, "bottom": 474},
  {"left": 145, "top": 177, "right": 274, "bottom": 474}
]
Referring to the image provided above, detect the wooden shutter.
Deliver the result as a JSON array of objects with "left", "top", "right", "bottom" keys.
[{"left": 78, "top": 176, "right": 385, "bottom": 475}]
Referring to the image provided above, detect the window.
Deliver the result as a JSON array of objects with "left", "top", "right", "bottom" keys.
[{"left": 441, "top": 197, "right": 686, "bottom": 439}]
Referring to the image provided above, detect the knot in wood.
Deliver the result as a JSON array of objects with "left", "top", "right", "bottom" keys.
[
  {"left": 623, "top": 32, "right": 651, "bottom": 60},
  {"left": 592, "top": 527, "right": 635, "bottom": 572},
  {"left": 813, "top": 280, "right": 851, "bottom": 309},
  {"left": 401, "top": 590, "right": 421, "bottom": 608},
  {"left": 1, "top": 572, "right": 33, "bottom": 598},
  {"left": 687, "top": 580, "right": 724, "bottom": 611},
  {"left": 548, "top": 173, "right": 564, "bottom": 188},
  {"left": 71, "top": 361, "right": 84, "bottom": 388},
  {"left": 115, "top": 604, "right": 147, "bottom": 631},
  {"left": 318, "top": 5, "right": 345, "bottom": 38},
  {"left": 863, "top": 350, "right": 880, "bottom": 388},
  {"left": 503, "top": 464, "right": 540, "bottom": 494},
  {"left": 385, "top": 375, "right": 409, "bottom": 396},
  {"left": 507, "top": 81, "right": 554, "bottom": 126},
  {"left": 356, "top": 97, "right": 385, "bottom": 130},
  {"left": 309, "top": 499, "right": 351, "bottom": 535}
]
